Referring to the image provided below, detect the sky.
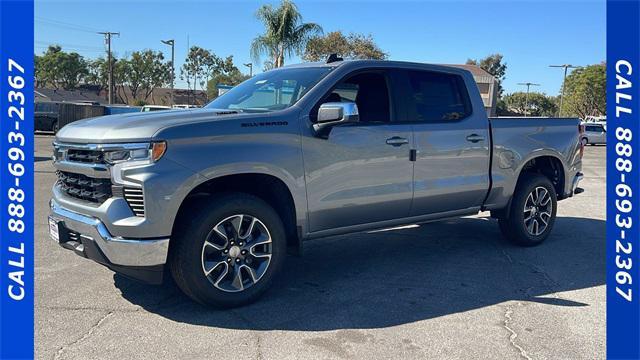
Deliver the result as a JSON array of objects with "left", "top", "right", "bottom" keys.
[{"left": 35, "top": 0, "right": 605, "bottom": 95}]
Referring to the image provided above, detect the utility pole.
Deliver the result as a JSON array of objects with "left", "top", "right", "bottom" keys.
[
  {"left": 244, "top": 63, "right": 253, "bottom": 77},
  {"left": 549, "top": 64, "right": 581, "bottom": 117},
  {"left": 517, "top": 82, "right": 540, "bottom": 117},
  {"left": 98, "top": 31, "right": 119, "bottom": 104},
  {"left": 161, "top": 39, "right": 175, "bottom": 106}
]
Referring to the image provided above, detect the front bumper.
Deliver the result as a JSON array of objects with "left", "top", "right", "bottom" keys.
[
  {"left": 49, "top": 199, "right": 169, "bottom": 283},
  {"left": 570, "top": 171, "right": 584, "bottom": 196}
]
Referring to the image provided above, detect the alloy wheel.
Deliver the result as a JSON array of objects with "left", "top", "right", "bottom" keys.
[
  {"left": 523, "top": 186, "right": 553, "bottom": 236},
  {"left": 201, "top": 214, "right": 272, "bottom": 292}
]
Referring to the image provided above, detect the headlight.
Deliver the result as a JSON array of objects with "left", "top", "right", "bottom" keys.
[{"left": 103, "top": 141, "right": 167, "bottom": 164}]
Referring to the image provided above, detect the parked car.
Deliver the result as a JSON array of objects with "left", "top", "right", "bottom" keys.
[
  {"left": 105, "top": 105, "right": 142, "bottom": 115},
  {"left": 140, "top": 105, "right": 171, "bottom": 112},
  {"left": 581, "top": 122, "right": 606, "bottom": 145},
  {"left": 172, "top": 104, "right": 199, "bottom": 109},
  {"left": 34, "top": 101, "right": 60, "bottom": 133},
  {"left": 49, "top": 59, "right": 584, "bottom": 307}
]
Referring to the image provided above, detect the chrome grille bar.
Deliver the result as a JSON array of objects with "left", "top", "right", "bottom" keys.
[{"left": 123, "top": 187, "right": 145, "bottom": 217}]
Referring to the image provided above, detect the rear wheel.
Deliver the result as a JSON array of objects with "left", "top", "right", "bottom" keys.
[
  {"left": 498, "top": 174, "right": 557, "bottom": 247},
  {"left": 581, "top": 137, "right": 588, "bottom": 146},
  {"left": 170, "top": 193, "right": 286, "bottom": 307},
  {"left": 52, "top": 121, "right": 59, "bottom": 134}
]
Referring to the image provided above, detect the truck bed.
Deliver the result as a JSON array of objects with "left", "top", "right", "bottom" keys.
[{"left": 484, "top": 117, "right": 583, "bottom": 210}]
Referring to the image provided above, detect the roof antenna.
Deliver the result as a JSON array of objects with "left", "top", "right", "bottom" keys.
[{"left": 326, "top": 53, "right": 343, "bottom": 64}]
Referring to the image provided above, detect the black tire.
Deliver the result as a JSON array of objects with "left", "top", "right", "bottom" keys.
[
  {"left": 170, "top": 193, "right": 286, "bottom": 307},
  {"left": 52, "top": 121, "right": 59, "bottom": 134},
  {"left": 498, "top": 174, "right": 557, "bottom": 247},
  {"left": 581, "top": 137, "right": 588, "bottom": 146}
]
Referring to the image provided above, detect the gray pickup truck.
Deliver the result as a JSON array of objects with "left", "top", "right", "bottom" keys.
[{"left": 49, "top": 59, "right": 584, "bottom": 307}]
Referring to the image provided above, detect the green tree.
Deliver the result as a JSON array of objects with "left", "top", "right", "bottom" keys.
[
  {"left": 501, "top": 91, "right": 558, "bottom": 116},
  {"left": 251, "top": 0, "right": 322, "bottom": 68},
  {"left": 303, "top": 31, "right": 387, "bottom": 62},
  {"left": 34, "top": 55, "right": 42, "bottom": 87},
  {"left": 113, "top": 59, "right": 130, "bottom": 104},
  {"left": 120, "top": 50, "right": 171, "bottom": 103},
  {"left": 467, "top": 54, "right": 507, "bottom": 97},
  {"left": 181, "top": 46, "right": 217, "bottom": 94},
  {"left": 206, "top": 56, "right": 251, "bottom": 99},
  {"left": 86, "top": 57, "right": 107, "bottom": 89},
  {"left": 262, "top": 60, "right": 275, "bottom": 72},
  {"left": 35, "top": 45, "right": 88, "bottom": 89},
  {"left": 85, "top": 55, "right": 118, "bottom": 92},
  {"left": 561, "top": 63, "right": 606, "bottom": 118}
]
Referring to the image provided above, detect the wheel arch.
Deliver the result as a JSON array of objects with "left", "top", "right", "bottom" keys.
[
  {"left": 492, "top": 152, "right": 567, "bottom": 219},
  {"left": 516, "top": 154, "right": 566, "bottom": 197},
  {"left": 171, "top": 171, "right": 302, "bottom": 255}
]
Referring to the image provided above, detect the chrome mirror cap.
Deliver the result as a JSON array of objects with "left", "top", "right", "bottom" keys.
[{"left": 313, "top": 102, "right": 359, "bottom": 134}]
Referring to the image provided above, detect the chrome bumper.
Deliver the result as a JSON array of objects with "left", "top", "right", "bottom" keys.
[
  {"left": 571, "top": 172, "right": 584, "bottom": 195},
  {"left": 49, "top": 199, "right": 169, "bottom": 267}
]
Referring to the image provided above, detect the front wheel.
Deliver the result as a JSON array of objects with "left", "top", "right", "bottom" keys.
[
  {"left": 170, "top": 193, "right": 286, "bottom": 307},
  {"left": 498, "top": 174, "right": 558, "bottom": 247}
]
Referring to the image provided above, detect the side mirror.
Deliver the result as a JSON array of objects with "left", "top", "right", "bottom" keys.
[{"left": 313, "top": 102, "right": 359, "bottom": 134}]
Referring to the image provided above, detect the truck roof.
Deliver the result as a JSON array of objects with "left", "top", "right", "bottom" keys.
[{"left": 282, "top": 59, "right": 475, "bottom": 76}]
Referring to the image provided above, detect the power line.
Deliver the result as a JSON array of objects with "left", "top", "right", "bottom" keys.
[
  {"left": 35, "top": 41, "right": 103, "bottom": 51},
  {"left": 34, "top": 46, "right": 105, "bottom": 54},
  {"left": 35, "top": 16, "right": 103, "bottom": 33},
  {"left": 34, "top": 45, "right": 104, "bottom": 54}
]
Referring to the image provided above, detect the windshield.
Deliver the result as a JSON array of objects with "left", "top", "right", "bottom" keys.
[{"left": 206, "top": 67, "right": 333, "bottom": 112}]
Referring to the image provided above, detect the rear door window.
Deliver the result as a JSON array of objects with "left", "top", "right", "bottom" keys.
[{"left": 405, "top": 70, "right": 472, "bottom": 122}]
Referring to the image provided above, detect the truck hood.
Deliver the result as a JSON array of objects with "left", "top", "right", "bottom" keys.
[{"left": 55, "top": 108, "right": 244, "bottom": 143}]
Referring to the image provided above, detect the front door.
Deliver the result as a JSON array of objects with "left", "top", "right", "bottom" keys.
[{"left": 303, "top": 71, "right": 414, "bottom": 232}]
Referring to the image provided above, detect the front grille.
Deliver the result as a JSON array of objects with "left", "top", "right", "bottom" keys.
[
  {"left": 57, "top": 171, "right": 112, "bottom": 203},
  {"left": 66, "top": 149, "right": 105, "bottom": 164},
  {"left": 123, "top": 187, "right": 145, "bottom": 217}
]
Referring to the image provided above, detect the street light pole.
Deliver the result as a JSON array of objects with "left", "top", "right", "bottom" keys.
[
  {"left": 244, "top": 63, "right": 253, "bottom": 77},
  {"left": 517, "top": 82, "right": 540, "bottom": 117},
  {"left": 161, "top": 39, "right": 175, "bottom": 106},
  {"left": 549, "top": 64, "right": 581, "bottom": 117}
]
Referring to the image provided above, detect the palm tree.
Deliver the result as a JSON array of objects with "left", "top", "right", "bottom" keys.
[{"left": 251, "top": 0, "right": 322, "bottom": 68}]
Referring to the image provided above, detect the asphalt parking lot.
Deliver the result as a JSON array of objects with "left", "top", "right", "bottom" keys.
[{"left": 35, "top": 134, "right": 605, "bottom": 360}]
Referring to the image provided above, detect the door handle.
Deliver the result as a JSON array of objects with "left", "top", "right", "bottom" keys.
[
  {"left": 386, "top": 136, "right": 409, "bottom": 146},
  {"left": 466, "top": 134, "right": 485, "bottom": 143}
]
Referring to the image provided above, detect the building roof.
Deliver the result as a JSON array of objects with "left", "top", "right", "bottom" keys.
[
  {"left": 145, "top": 87, "right": 208, "bottom": 106},
  {"left": 97, "top": 87, "right": 208, "bottom": 106},
  {"left": 441, "top": 64, "right": 494, "bottom": 78},
  {"left": 35, "top": 88, "right": 104, "bottom": 104},
  {"left": 35, "top": 86, "right": 208, "bottom": 106}
]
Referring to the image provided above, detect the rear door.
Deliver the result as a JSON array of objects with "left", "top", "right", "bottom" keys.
[
  {"left": 303, "top": 69, "right": 414, "bottom": 232},
  {"left": 399, "top": 69, "right": 491, "bottom": 216}
]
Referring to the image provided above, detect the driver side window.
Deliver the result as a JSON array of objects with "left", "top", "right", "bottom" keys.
[{"left": 315, "top": 71, "right": 391, "bottom": 123}]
